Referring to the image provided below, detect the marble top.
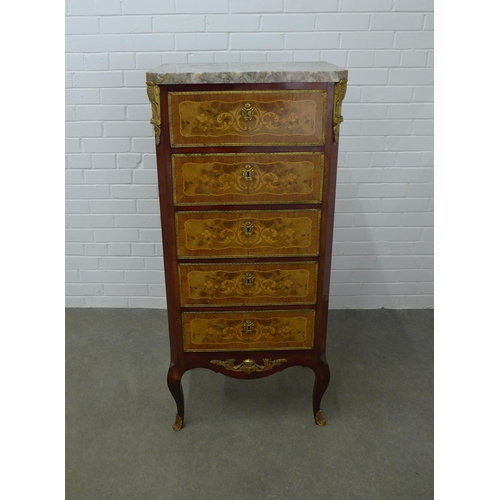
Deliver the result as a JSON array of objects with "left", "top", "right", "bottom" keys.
[{"left": 146, "top": 62, "right": 347, "bottom": 85}]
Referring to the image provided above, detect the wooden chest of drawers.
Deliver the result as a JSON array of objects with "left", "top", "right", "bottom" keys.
[{"left": 146, "top": 62, "right": 347, "bottom": 431}]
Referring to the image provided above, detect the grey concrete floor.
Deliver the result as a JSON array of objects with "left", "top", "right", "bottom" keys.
[{"left": 66, "top": 308, "right": 433, "bottom": 500}]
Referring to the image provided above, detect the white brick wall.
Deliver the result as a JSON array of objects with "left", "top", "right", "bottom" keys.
[{"left": 65, "top": 0, "right": 434, "bottom": 309}]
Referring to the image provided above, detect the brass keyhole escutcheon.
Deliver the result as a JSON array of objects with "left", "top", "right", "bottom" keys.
[
  {"left": 242, "top": 220, "right": 254, "bottom": 237},
  {"left": 243, "top": 272, "right": 255, "bottom": 287},
  {"left": 242, "top": 164, "right": 254, "bottom": 181},
  {"left": 241, "top": 102, "right": 255, "bottom": 121},
  {"left": 243, "top": 320, "right": 255, "bottom": 334}
]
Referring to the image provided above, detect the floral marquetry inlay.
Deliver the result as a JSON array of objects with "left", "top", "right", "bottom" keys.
[
  {"left": 179, "top": 262, "right": 318, "bottom": 306},
  {"left": 176, "top": 210, "right": 321, "bottom": 258},
  {"left": 168, "top": 90, "right": 326, "bottom": 147},
  {"left": 172, "top": 153, "right": 324, "bottom": 205},
  {"left": 187, "top": 269, "right": 310, "bottom": 300},
  {"left": 186, "top": 216, "right": 307, "bottom": 248},
  {"left": 181, "top": 99, "right": 315, "bottom": 137},
  {"left": 182, "top": 310, "right": 315, "bottom": 351},
  {"left": 182, "top": 161, "right": 314, "bottom": 197},
  {"left": 193, "top": 318, "right": 307, "bottom": 344}
]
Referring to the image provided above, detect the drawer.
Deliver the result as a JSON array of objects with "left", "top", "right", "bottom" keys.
[
  {"left": 168, "top": 90, "right": 326, "bottom": 147},
  {"left": 172, "top": 152, "right": 324, "bottom": 206},
  {"left": 179, "top": 262, "right": 318, "bottom": 307},
  {"left": 182, "top": 310, "right": 315, "bottom": 351},
  {"left": 176, "top": 209, "right": 321, "bottom": 259}
]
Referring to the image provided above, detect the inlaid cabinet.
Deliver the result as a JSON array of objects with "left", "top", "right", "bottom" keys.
[{"left": 146, "top": 62, "right": 347, "bottom": 430}]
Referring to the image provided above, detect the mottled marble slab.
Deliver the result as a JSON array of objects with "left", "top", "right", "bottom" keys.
[{"left": 146, "top": 62, "right": 348, "bottom": 85}]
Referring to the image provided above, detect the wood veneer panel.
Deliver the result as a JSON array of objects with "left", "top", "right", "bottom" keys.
[
  {"left": 175, "top": 209, "right": 321, "bottom": 258},
  {"left": 182, "top": 309, "right": 315, "bottom": 351},
  {"left": 179, "top": 261, "right": 318, "bottom": 306},
  {"left": 172, "top": 152, "right": 324, "bottom": 205},
  {"left": 168, "top": 90, "right": 326, "bottom": 147}
]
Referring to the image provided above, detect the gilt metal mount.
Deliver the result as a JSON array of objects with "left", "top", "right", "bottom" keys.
[
  {"left": 333, "top": 79, "right": 347, "bottom": 143},
  {"left": 241, "top": 102, "right": 255, "bottom": 121},
  {"left": 210, "top": 358, "right": 287, "bottom": 375},
  {"left": 146, "top": 81, "right": 161, "bottom": 145},
  {"left": 315, "top": 410, "right": 326, "bottom": 426},
  {"left": 172, "top": 414, "right": 183, "bottom": 431}
]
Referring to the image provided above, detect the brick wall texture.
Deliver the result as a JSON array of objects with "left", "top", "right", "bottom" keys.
[{"left": 65, "top": 0, "right": 434, "bottom": 308}]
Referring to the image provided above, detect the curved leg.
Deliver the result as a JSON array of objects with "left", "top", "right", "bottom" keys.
[
  {"left": 312, "top": 358, "right": 331, "bottom": 426},
  {"left": 167, "top": 364, "right": 185, "bottom": 431}
]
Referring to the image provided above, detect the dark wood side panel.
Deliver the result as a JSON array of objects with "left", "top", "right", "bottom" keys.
[
  {"left": 156, "top": 85, "right": 183, "bottom": 369},
  {"left": 313, "top": 82, "right": 338, "bottom": 357}
]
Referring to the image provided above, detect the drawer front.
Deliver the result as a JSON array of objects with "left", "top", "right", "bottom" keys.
[
  {"left": 179, "top": 262, "right": 318, "bottom": 307},
  {"left": 176, "top": 209, "right": 320, "bottom": 259},
  {"left": 172, "top": 152, "right": 324, "bottom": 206},
  {"left": 168, "top": 90, "right": 326, "bottom": 147},
  {"left": 182, "top": 310, "right": 315, "bottom": 351}
]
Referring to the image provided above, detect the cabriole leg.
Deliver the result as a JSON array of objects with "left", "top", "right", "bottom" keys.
[
  {"left": 167, "top": 364, "right": 185, "bottom": 431},
  {"left": 312, "top": 359, "right": 331, "bottom": 426}
]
